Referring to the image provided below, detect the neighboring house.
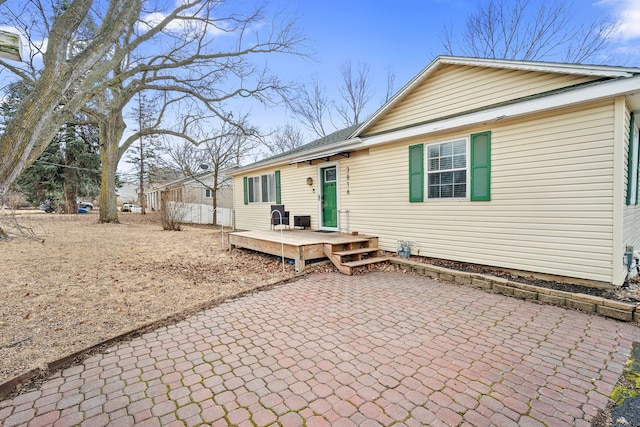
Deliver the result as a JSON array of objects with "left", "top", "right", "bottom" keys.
[
  {"left": 116, "top": 183, "right": 139, "bottom": 203},
  {"left": 230, "top": 56, "right": 640, "bottom": 287},
  {"left": 145, "top": 172, "right": 233, "bottom": 226}
]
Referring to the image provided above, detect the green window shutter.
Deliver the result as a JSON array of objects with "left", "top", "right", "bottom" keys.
[
  {"left": 409, "top": 144, "right": 424, "bottom": 202},
  {"left": 275, "top": 170, "right": 281, "bottom": 204},
  {"left": 243, "top": 176, "right": 248, "bottom": 205},
  {"left": 471, "top": 131, "right": 491, "bottom": 201},
  {"left": 627, "top": 113, "right": 635, "bottom": 206}
]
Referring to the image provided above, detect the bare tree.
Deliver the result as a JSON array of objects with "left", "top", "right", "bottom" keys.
[
  {"left": 383, "top": 65, "right": 396, "bottom": 104},
  {"left": 126, "top": 93, "right": 162, "bottom": 215},
  {"left": 0, "top": 0, "right": 304, "bottom": 223},
  {"left": 161, "top": 121, "right": 257, "bottom": 224},
  {"left": 336, "top": 60, "right": 373, "bottom": 127},
  {"left": 440, "top": 0, "right": 619, "bottom": 63},
  {"left": 288, "top": 76, "right": 331, "bottom": 138},
  {"left": 289, "top": 60, "right": 396, "bottom": 138},
  {"left": 262, "top": 123, "right": 305, "bottom": 155}
]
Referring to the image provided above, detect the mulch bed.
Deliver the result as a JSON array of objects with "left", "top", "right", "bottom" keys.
[{"left": 392, "top": 255, "right": 640, "bottom": 303}]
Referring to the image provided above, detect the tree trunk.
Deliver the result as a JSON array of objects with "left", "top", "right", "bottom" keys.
[
  {"left": 212, "top": 190, "right": 218, "bottom": 225},
  {"left": 63, "top": 181, "right": 77, "bottom": 214},
  {"left": 212, "top": 170, "right": 219, "bottom": 225},
  {"left": 63, "top": 139, "right": 77, "bottom": 214},
  {"left": 98, "top": 114, "right": 126, "bottom": 223}
]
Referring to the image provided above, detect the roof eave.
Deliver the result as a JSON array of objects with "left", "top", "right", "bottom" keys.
[{"left": 437, "top": 56, "right": 638, "bottom": 78}]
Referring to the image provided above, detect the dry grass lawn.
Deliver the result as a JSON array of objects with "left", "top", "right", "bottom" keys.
[{"left": 0, "top": 211, "right": 298, "bottom": 386}]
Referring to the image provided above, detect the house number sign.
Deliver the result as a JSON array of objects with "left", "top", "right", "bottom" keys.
[{"left": 346, "top": 167, "right": 350, "bottom": 195}]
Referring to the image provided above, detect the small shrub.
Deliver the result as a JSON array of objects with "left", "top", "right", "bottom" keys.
[{"left": 161, "top": 200, "right": 188, "bottom": 231}]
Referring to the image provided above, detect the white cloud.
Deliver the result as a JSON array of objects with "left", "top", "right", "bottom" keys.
[
  {"left": 599, "top": 0, "right": 640, "bottom": 40},
  {"left": 138, "top": 11, "right": 228, "bottom": 38}
]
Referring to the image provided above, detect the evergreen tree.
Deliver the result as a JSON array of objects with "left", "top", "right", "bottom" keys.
[
  {"left": 59, "top": 123, "right": 101, "bottom": 212},
  {"left": 14, "top": 140, "right": 64, "bottom": 205}
]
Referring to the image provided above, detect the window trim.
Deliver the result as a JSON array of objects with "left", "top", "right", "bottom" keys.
[
  {"left": 243, "top": 171, "right": 280, "bottom": 204},
  {"left": 425, "top": 137, "right": 469, "bottom": 200},
  {"left": 409, "top": 132, "right": 491, "bottom": 203}
]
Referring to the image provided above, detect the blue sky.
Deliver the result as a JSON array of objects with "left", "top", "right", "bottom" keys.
[
  {"left": 276, "top": 0, "right": 640, "bottom": 82},
  {"left": 251, "top": 0, "right": 640, "bottom": 136},
  {"left": 3, "top": 0, "right": 640, "bottom": 169},
  {"left": 274, "top": 0, "right": 471, "bottom": 88}
]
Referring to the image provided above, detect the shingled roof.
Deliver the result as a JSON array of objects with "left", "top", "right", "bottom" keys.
[
  {"left": 230, "top": 124, "right": 361, "bottom": 174},
  {"left": 267, "top": 124, "right": 359, "bottom": 162}
]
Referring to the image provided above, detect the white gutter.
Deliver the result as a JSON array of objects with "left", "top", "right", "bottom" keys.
[
  {"left": 361, "top": 76, "right": 640, "bottom": 147},
  {"left": 438, "top": 56, "right": 638, "bottom": 78}
]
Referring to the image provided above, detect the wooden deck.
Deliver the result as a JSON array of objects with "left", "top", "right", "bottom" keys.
[{"left": 228, "top": 229, "right": 379, "bottom": 272}]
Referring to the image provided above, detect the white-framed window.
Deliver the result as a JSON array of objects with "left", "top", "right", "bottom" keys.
[
  {"left": 205, "top": 188, "right": 213, "bottom": 198},
  {"left": 427, "top": 139, "right": 467, "bottom": 199},
  {"left": 247, "top": 173, "right": 276, "bottom": 203}
]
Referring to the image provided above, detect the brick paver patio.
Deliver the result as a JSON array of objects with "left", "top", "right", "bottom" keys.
[{"left": 0, "top": 271, "right": 638, "bottom": 426}]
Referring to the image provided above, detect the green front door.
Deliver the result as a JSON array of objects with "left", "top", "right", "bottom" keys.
[{"left": 321, "top": 166, "right": 338, "bottom": 228}]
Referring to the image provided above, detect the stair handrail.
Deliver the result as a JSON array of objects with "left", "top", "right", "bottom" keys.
[
  {"left": 270, "top": 209, "right": 286, "bottom": 272},
  {"left": 338, "top": 209, "right": 350, "bottom": 233}
]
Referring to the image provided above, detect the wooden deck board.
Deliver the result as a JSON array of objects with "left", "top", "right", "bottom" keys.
[
  {"left": 229, "top": 230, "right": 372, "bottom": 247},
  {"left": 342, "top": 256, "right": 388, "bottom": 268},
  {"left": 228, "top": 230, "right": 377, "bottom": 272}
]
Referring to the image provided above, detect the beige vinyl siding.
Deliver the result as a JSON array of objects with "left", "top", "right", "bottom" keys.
[
  {"left": 182, "top": 184, "right": 232, "bottom": 208},
  {"left": 342, "top": 100, "right": 616, "bottom": 284},
  {"left": 232, "top": 174, "right": 268, "bottom": 230},
  {"left": 281, "top": 164, "right": 321, "bottom": 229},
  {"left": 367, "top": 64, "right": 600, "bottom": 135},
  {"left": 233, "top": 163, "right": 319, "bottom": 231}
]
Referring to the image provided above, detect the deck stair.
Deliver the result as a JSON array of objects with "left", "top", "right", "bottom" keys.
[{"left": 323, "top": 238, "right": 388, "bottom": 275}]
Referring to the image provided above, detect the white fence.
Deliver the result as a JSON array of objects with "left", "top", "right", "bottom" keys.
[{"left": 168, "top": 201, "right": 233, "bottom": 227}]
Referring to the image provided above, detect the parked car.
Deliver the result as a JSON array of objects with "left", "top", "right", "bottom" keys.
[
  {"left": 77, "top": 200, "right": 94, "bottom": 210},
  {"left": 39, "top": 200, "right": 57, "bottom": 213},
  {"left": 121, "top": 203, "right": 142, "bottom": 212}
]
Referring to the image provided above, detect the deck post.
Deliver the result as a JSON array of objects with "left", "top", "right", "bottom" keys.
[{"left": 294, "top": 246, "right": 305, "bottom": 273}]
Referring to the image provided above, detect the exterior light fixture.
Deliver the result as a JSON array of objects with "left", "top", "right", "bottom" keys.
[{"left": 306, "top": 177, "right": 313, "bottom": 186}]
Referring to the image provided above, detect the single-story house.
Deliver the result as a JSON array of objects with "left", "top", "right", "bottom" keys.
[
  {"left": 116, "top": 182, "right": 140, "bottom": 204},
  {"left": 145, "top": 171, "right": 233, "bottom": 225},
  {"left": 230, "top": 56, "right": 640, "bottom": 287}
]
